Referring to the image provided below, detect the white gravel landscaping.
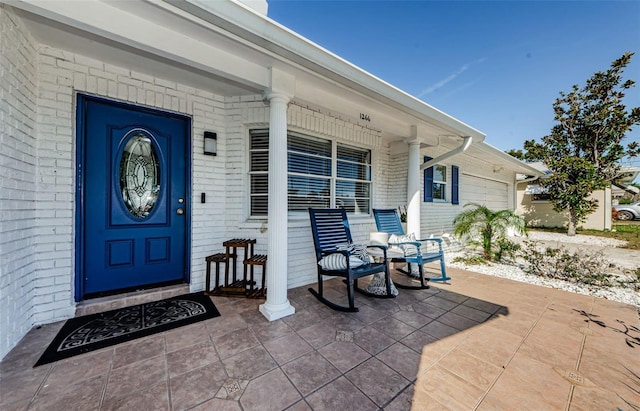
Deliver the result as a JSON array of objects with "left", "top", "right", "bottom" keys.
[
  {"left": 444, "top": 231, "right": 640, "bottom": 308},
  {"left": 523, "top": 230, "right": 627, "bottom": 248}
]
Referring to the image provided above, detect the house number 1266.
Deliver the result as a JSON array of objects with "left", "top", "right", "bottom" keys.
[{"left": 360, "top": 113, "right": 371, "bottom": 122}]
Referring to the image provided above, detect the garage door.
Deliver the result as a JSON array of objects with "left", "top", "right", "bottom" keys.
[{"left": 461, "top": 174, "right": 508, "bottom": 210}]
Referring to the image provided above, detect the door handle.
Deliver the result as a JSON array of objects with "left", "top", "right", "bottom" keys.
[{"left": 176, "top": 208, "right": 184, "bottom": 215}]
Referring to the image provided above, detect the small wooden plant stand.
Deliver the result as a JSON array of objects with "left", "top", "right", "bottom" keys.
[{"left": 205, "top": 238, "right": 266, "bottom": 299}]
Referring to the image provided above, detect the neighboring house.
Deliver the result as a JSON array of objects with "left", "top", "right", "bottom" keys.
[
  {"left": 0, "top": 0, "right": 541, "bottom": 359},
  {"left": 516, "top": 162, "right": 640, "bottom": 230},
  {"left": 612, "top": 186, "right": 627, "bottom": 201}
]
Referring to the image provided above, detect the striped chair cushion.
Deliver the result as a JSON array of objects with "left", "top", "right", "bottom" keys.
[
  {"left": 318, "top": 253, "right": 365, "bottom": 270},
  {"left": 336, "top": 243, "right": 370, "bottom": 263}
]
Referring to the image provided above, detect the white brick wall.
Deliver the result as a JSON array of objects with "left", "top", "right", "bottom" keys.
[
  {"left": 0, "top": 4, "right": 39, "bottom": 359},
  {"left": 0, "top": 5, "right": 230, "bottom": 358},
  {"left": 35, "top": 45, "right": 76, "bottom": 325}
]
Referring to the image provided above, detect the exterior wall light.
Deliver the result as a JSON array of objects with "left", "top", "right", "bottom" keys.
[{"left": 204, "top": 131, "right": 217, "bottom": 156}]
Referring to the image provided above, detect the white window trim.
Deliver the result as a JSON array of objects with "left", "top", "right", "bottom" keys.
[{"left": 432, "top": 164, "right": 447, "bottom": 202}]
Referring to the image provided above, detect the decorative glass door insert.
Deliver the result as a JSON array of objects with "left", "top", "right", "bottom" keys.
[{"left": 119, "top": 132, "right": 160, "bottom": 218}]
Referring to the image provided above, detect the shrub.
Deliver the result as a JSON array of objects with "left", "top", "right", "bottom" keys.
[
  {"left": 452, "top": 255, "right": 488, "bottom": 265},
  {"left": 620, "top": 267, "right": 640, "bottom": 292},
  {"left": 495, "top": 239, "right": 521, "bottom": 262},
  {"left": 519, "top": 240, "right": 616, "bottom": 287},
  {"left": 612, "top": 207, "right": 620, "bottom": 221}
]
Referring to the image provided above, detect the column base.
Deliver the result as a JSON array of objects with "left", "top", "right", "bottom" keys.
[{"left": 259, "top": 300, "right": 295, "bottom": 321}]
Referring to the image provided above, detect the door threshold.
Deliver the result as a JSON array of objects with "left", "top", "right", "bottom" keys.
[{"left": 75, "top": 284, "right": 191, "bottom": 317}]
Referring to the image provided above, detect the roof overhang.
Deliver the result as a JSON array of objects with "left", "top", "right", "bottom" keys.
[
  {"left": 468, "top": 142, "right": 546, "bottom": 176},
  {"left": 6, "top": 0, "right": 485, "bottom": 144},
  {"left": 617, "top": 166, "right": 640, "bottom": 183},
  {"left": 169, "top": 0, "right": 487, "bottom": 142}
]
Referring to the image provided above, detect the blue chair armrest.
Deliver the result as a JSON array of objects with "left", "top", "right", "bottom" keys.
[
  {"left": 416, "top": 237, "right": 443, "bottom": 244},
  {"left": 416, "top": 238, "right": 444, "bottom": 252},
  {"left": 366, "top": 244, "right": 388, "bottom": 259},
  {"left": 388, "top": 240, "right": 422, "bottom": 247},
  {"left": 388, "top": 240, "right": 423, "bottom": 257}
]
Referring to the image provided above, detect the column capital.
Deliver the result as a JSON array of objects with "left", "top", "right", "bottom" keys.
[
  {"left": 409, "top": 124, "right": 439, "bottom": 146},
  {"left": 404, "top": 137, "right": 421, "bottom": 146},
  {"left": 264, "top": 90, "right": 292, "bottom": 105},
  {"left": 264, "top": 67, "right": 295, "bottom": 103}
]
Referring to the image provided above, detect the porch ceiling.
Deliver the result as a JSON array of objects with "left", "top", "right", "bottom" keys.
[{"left": 11, "top": 3, "right": 265, "bottom": 97}]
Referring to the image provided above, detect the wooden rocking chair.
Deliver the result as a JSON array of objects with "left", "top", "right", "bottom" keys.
[
  {"left": 373, "top": 208, "right": 450, "bottom": 288},
  {"left": 308, "top": 208, "right": 395, "bottom": 312}
]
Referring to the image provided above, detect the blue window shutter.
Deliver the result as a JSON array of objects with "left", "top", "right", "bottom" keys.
[
  {"left": 423, "top": 156, "right": 433, "bottom": 202},
  {"left": 452, "top": 165, "right": 459, "bottom": 205}
]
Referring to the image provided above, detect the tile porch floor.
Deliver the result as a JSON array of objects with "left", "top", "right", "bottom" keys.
[{"left": 1, "top": 266, "right": 639, "bottom": 410}]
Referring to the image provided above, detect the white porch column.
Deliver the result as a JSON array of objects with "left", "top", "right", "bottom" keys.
[
  {"left": 259, "top": 69, "right": 295, "bottom": 321},
  {"left": 406, "top": 139, "right": 421, "bottom": 238}
]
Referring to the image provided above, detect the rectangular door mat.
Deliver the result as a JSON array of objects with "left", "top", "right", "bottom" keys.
[{"left": 34, "top": 292, "right": 220, "bottom": 366}]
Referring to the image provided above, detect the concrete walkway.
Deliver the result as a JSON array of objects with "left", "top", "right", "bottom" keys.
[
  {"left": 414, "top": 268, "right": 640, "bottom": 409},
  {"left": 1, "top": 267, "right": 639, "bottom": 410}
]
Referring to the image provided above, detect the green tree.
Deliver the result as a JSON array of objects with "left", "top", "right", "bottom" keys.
[
  {"left": 453, "top": 203, "right": 526, "bottom": 261},
  {"left": 505, "top": 148, "right": 525, "bottom": 160},
  {"left": 524, "top": 52, "right": 640, "bottom": 235},
  {"left": 506, "top": 140, "right": 546, "bottom": 162}
]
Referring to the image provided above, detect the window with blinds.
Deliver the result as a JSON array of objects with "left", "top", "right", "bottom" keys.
[
  {"left": 287, "top": 133, "right": 332, "bottom": 211},
  {"left": 336, "top": 144, "right": 371, "bottom": 213},
  {"left": 249, "top": 130, "right": 269, "bottom": 215},
  {"left": 249, "top": 129, "right": 372, "bottom": 216}
]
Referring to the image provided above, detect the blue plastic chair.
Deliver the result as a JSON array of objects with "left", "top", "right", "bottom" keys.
[
  {"left": 308, "top": 208, "right": 395, "bottom": 312},
  {"left": 373, "top": 208, "right": 450, "bottom": 286}
]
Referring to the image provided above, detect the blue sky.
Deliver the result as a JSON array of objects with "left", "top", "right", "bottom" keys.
[{"left": 267, "top": 1, "right": 640, "bottom": 164}]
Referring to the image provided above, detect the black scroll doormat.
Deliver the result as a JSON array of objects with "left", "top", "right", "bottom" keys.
[{"left": 34, "top": 292, "right": 220, "bottom": 367}]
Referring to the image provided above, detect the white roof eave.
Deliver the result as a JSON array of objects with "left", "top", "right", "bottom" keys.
[
  {"left": 9, "top": 0, "right": 270, "bottom": 92},
  {"left": 474, "top": 141, "right": 546, "bottom": 176},
  {"left": 172, "top": 0, "right": 486, "bottom": 141},
  {"left": 11, "top": 0, "right": 485, "bottom": 140}
]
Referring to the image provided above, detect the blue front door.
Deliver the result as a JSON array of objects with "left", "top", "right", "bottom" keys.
[{"left": 76, "top": 95, "right": 191, "bottom": 299}]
